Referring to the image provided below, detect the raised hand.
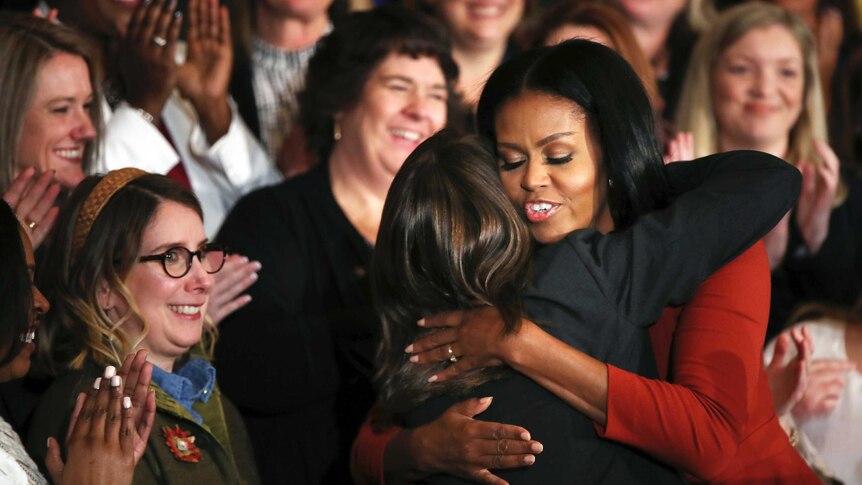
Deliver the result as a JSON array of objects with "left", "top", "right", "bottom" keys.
[
  {"left": 402, "top": 397, "right": 541, "bottom": 485},
  {"left": 663, "top": 131, "right": 694, "bottom": 165},
  {"left": 3, "top": 168, "right": 60, "bottom": 249},
  {"left": 792, "top": 358, "right": 856, "bottom": 418},
  {"left": 177, "top": 0, "right": 233, "bottom": 142},
  {"left": 117, "top": 349, "right": 157, "bottom": 462},
  {"left": 120, "top": 0, "right": 183, "bottom": 119},
  {"left": 45, "top": 367, "right": 138, "bottom": 485},
  {"left": 766, "top": 326, "right": 813, "bottom": 416},
  {"left": 207, "top": 254, "right": 261, "bottom": 325},
  {"left": 796, "top": 140, "right": 840, "bottom": 255}
]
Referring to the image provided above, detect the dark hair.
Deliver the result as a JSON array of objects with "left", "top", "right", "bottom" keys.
[
  {"left": 373, "top": 130, "right": 533, "bottom": 422},
  {"left": 476, "top": 39, "right": 670, "bottom": 229},
  {"left": 34, "top": 174, "right": 207, "bottom": 376},
  {"left": 0, "top": 201, "right": 30, "bottom": 368},
  {"left": 298, "top": 5, "right": 460, "bottom": 163}
]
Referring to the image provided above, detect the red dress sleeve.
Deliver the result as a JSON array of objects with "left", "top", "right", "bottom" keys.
[
  {"left": 597, "top": 241, "right": 815, "bottom": 482},
  {"left": 351, "top": 408, "right": 400, "bottom": 485}
]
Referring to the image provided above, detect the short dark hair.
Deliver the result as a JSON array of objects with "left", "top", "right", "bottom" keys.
[
  {"left": 476, "top": 39, "right": 670, "bottom": 229},
  {"left": 0, "top": 201, "right": 31, "bottom": 368},
  {"left": 373, "top": 130, "right": 532, "bottom": 422},
  {"left": 299, "top": 5, "right": 460, "bottom": 163}
]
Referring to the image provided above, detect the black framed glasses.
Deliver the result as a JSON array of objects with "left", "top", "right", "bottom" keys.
[{"left": 138, "top": 244, "right": 226, "bottom": 278}]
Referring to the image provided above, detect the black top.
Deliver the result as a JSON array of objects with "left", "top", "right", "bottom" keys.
[
  {"left": 769, "top": 175, "right": 862, "bottom": 339},
  {"left": 404, "top": 150, "right": 801, "bottom": 484},
  {"left": 215, "top": 163, "right": 376, "bottom": 484}
]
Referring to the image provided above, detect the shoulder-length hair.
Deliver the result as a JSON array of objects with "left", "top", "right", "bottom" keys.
[
  {"left": 0, "top": 201, "right": 31, "bottom": 368},
  {"left": 675, "top": 2, "right": 827, "bottom": 166},
  {"left": 373, "top": 130, "right": 532, "bottom": 422},
  {"left": 34, "top": 174, "right": 214, "bottom": 376},
  {"left": 525, "top": 2, "right": 660, "bottom": 112},
  {"left": 298, "top": 5, "right": 460, "bottom": 164},
  {"left": 0, "top": 13, "right": 103, "bottom": 192},
  {"left": 476, "top": 39, "right": 670, "bottom": 230}
]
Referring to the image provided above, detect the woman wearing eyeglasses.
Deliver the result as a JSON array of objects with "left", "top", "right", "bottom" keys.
[{"left": 24, "top": 169, "right": 260, "bottom": 484}]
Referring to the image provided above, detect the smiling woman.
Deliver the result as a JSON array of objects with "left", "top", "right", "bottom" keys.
[
  {"left": 26, "top": 170, "right": 259, "bottom": 484},
  {"left": 213, "top": 6, "right": 459, "bottom": 483},
  {"left": 0, "top": 14, "right": 103, "bottom": 248}
]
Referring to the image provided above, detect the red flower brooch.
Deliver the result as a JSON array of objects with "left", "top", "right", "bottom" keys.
[{"left": 162, "top": 425, "right": 201, "bottom": 463}]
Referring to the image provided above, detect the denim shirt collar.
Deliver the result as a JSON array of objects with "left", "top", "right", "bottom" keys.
[{"left": 150, "top": 358, "right": 216, "bottom": 424}]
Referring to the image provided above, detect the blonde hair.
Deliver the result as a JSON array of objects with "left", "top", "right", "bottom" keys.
[
  {"left": 675, "top": 2, "right": 827, "bottom": 166},
  {"left": 0, "top": 13, "right": 102, "bottom": 192}
]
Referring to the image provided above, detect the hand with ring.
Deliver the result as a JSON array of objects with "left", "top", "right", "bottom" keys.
[
  {"left": 3, "top": 168, "right": 60, "bottom": 249},
  {"left": 119, "top": 0, "right": 182, "bottom": 120},
  {"left": 406, "top": 306, "right": 529, "bottom": 383}
]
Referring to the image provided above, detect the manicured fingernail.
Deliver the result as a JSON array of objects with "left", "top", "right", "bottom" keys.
[
  {"left": 94, "top": 377, "right": 102, "bottom": 390},
  {"left": 417, "top": 318, "right": 425, "bottom": 326},
  {"left": 404, "top": 344, "right": 413, "bottom": 353},
  {"left": 531, "top": 442, "right": 543, "bottom": 453},
  {"left": 111, "top": 375, "right": 121, "bottom": 387},
  {"left": 520, "top": 431, "right": 531, "bottom": 440},
  {"left": 46, "top": 438, "right": 51, "bottom": 450},
  {"left": 252, "top": 262, "right": 262, "bottom": 270},
  {"left": 409, "top": 355, "right": 418, "bottom": 363},
  {"left": 104, "top": 365, "right": 116, "bottom": 378},
  {"left": 427, "top": 375, "right": 438, "bottom": 383},
  {"left": 123, "top": 397, "right": 132, "bottom": 409},
  {"left": 524, "top": 455, "right": 536, "bottom": 465},
  {"left": 479, "top": 396, "right": 493, "bottom": 404},
  {"left": 249, "top": 273, "right": 258, "bottom": 281}
]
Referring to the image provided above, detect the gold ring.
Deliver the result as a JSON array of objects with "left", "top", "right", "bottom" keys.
[{"left": 27, "top": 220, "right": 37, "bottom": 230}]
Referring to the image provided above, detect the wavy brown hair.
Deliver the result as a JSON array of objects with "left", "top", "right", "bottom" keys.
[
  {"left": 373, "top": 130, "right": 533, "bottom": 422},
  {"left": 34, "top": 174, "right": 215, "bottom": 376}
]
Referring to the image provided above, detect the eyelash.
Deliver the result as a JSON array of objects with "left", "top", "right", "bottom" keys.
[
  {"left": 547, "top": 154, "right": 572, "bottom": 165},
  {"left": 499, "top": 159, "right": 526, "bottom": 171}
]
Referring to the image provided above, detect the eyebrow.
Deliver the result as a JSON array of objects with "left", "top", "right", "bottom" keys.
[
  {"left": 146, "top": 239, "right": 209, "bottom": 254},
  {"left": 381, "top": 75, "right": 447, "bottom": 91},
  {"left": 498, "top": 131, "right": 576, "bottom": 151}
]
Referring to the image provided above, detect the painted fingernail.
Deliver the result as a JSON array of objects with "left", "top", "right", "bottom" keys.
[
  {"left": 531, "top": 442, "right": 543, "bottom": 453},
  {"left": 524, "top": 455, "right": 536, "bottom": 465},
  {"left": 240, "top": 256, "right": 249, "bottom": 263},
  {"left": 123, "top": 397, "right": 132, "bottom": 409},
  {"left": 479, "top": 396, "right": 493, "bottom": 404},
  {"left": 252, "top": 262, "right": 262, "bottom": 270},
  {"left": 104, "top": 365, "right": 117, "bottom": 379},
  {"left": 249, "top": 273, "right": 259, "bottom": 281},
  {"left": 417, "top": 318, "right": 426, "bottom": 326},
  {"left": 94, "top": 377, "right": 102, "bottom": 390},
  {"left": 111, "top": 375, "right": 121, "bottom": 387},
  {"left": 520, "top": 431, "right": 531, "bottom": 441},
  {"left": 404, "top": 344, "right": 414, "bottom": 353},
  {"left": 427, "top": 375, "right": 438, "bottom": 383},
  {"left": 409, "top": 355, "right": 418, "bottom": 363},
  {"left": 46, "top": 438, "right": 51, "bottom": 450}
]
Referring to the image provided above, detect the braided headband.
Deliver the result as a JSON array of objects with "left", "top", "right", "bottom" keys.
[{"left": 71, "top": 168, "right": 148, "bottom": 261}]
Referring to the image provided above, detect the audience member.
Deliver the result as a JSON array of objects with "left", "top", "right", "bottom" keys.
[
  {"left": 214, "top": 7, "right": 457, "bottom": 483},
  {"left": 0, "top": 13, "right": 101, "bottom": 248},
  {"left": 26, "top": 169, "right": 259, "bottom": 483},
  {"left": 765, "top": 299, "right": 860, "bottom": 484},
  {"left": 47, "top": 0, "right": 280, "bottom": 237},
  {"left": 676, "top": 2, "right": 862, "bottom": 339},
  {"left": 0, "top": 200, "right": 156, "bottom": 485}
]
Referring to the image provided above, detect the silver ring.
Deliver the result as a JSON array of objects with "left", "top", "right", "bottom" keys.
[
  {"left": 447, "top": 345, "right": 458, "bottom": 363},
  {"left": 153, "top": 35, "right": 167, "bottom": 47}
]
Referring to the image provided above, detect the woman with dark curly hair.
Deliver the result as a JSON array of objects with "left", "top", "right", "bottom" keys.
[{"left": 214, "top": 6, "right": 459, "bottom": 483}]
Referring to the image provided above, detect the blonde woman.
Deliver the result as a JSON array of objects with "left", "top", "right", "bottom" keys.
[{"left": 675, "top": 2, "right": 859, "bottom": 337}]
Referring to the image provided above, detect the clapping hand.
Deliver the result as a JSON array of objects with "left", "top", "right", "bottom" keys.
[
  {"left": 796, "top": 140, "right": 840, "bottom": 255},
  {"left": 3, "top": 168, "right": 60, "bottom": 249},
  {"left": 120, "top": 0, "right": 183, "bottom": 119},
  {"left": 177, "top": 0, "right": 233, "bottom": 142}
]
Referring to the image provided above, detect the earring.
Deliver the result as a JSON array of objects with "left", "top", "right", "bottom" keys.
[
  {"left": 608, "top": 178, "right": 614, "bottom": 189},
  {"left": 333, "top": 120, "right": 342, "bottom": 141}
]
